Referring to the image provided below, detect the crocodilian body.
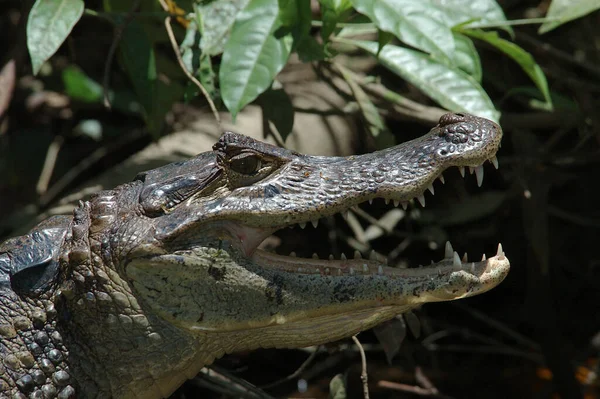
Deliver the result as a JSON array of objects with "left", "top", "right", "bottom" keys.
[{"left": 0, "top": 113, "right": 509, "bottom": 398}]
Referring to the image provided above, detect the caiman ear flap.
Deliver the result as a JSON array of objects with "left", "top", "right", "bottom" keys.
[
  {"left": 139, "top": 154, "right": 222, "bottom": 216},
  {"left": 5, "top": 217, "right": 68, "bottom": 296}
]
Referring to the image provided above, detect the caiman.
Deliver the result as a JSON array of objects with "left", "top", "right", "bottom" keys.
[{"left": 0, "top": 113, "right": 510, "bottom": 398}]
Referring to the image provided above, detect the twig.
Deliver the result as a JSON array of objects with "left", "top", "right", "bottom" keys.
[
  {"left": 260, "top": 347, "right": 320, "bottom": 389},
  {"left": 36, "top": 135, "right": 64, "bottom": 195},
  {"left": 352, "top": 335, "right": 370, "bottom": 399},
  {"left": 157, "top": 0, "right": 221, "bottom": 127},
  {"left": 102, "top": 0, "right": 141, "bottom": 109},
  {"left": 378, "top": 380, "right": 454, "bottom": 399}
]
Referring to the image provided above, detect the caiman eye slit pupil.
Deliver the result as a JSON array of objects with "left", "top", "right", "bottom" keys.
[{"left": 230, "top": 154, "right": 261, "bottom": 175}]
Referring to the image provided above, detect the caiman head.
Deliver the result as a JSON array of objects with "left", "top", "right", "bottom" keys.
[
  {"left": 43, "top": 112, "right": 509, "bottom": 397},
  {"left": 115, "top": 113, "right": 509, "bottom": 341}
]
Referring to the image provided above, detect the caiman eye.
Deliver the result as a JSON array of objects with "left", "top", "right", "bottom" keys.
[{"left": 230, "top": 153, "right": 261, "bottom": 175}]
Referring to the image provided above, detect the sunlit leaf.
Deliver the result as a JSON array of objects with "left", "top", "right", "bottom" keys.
[
  {"left": 351, "top": 40, "right": 499, "bottom": 122},
  {"left": 220, "top": 0, "right": 292, "bottom": 119},
  {"left": 350, "top": 0, "right": 455, "bottom": 62},
  {"left": 539, "top": 0, "right": 600, "bottom": 34},
  {"left": 452, "top": 33, "right": 482, "bottom": 82},
  {"left": 27, "top": 0, "right": 84, "bottom": 75}
]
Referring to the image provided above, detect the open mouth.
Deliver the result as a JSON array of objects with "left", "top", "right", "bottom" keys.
[{"left": 234, "top": 159, "right": 507, "bottom": 282}]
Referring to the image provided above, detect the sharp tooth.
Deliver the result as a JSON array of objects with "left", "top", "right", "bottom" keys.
[
  {"left": 458, "top": 166, "right": 465, "bottom": 177},
  {"left": 393, "top": 200, "right": 400, "bottom": 207},
  {"left": 438, "top": 174, "right": 445, "bottom": 184},
  {"left": 378, "top": 265, "right": 383, "bottom": 275},
  {"left": 496, "top": 243, "right": 504, "bottom": 258},
  {"left": 401, "top": 202, "right": 408, "bottom": 210},
  {"left": 384, "top": 198, "right": 390, "bottom": 205},
  {"left": 329, "top": 254, "right": 334, "bottom": 260},
  {"left": 342, "top": 210, "right": 349, "bottom": 220},
  {"left": 453, "top": 251, "right": 461, "bottom": 267},
  {"left": 340, "top": 252, "right": 347, "bottom": 260},
  {"left": 325, "top": 268, "right": 330, "bottom": 275},
  {"left": 368, "top": 198, "right": 373, "bottom": 205},
  {"left": 354, "top": 250, "right": 362, "bottom": 259},
  {"left": 469, "top": 166, "right": 475, "bottom": 175},
  {"left": 311, "top": 219, "right": 319, "bottom": 228},
  {"left": 417, "top": 195, "right": 426, "bottom": 207},
  {"left": 363, "top": 264, "right": 369, "bottom": 272},
  {"left": 470, "top": 262, "right": 476, "bottom": 273},
  {"left": 369, "top": 250, "right": 377, "bottom": 260},
  {"left": 427, "top": 184, "right": 435, "bottom": 195},
  {"left": 299, "top": 222, "right": 307, "bottom": 229},
  {"left": 490, "top": 156, "right": 499, "bottom": 169},
  {"left": 445, "top": 241, "right": 453, "bottom": 259},
  {"left": 349, "top": 267, "right": 355, "bottom": 275},
  {"left": 462, "top": 252, "right": 468, "bottom": 262},
  {"left": 481, "top": 253, "right": 486, "bottom": 261},
  {"left": 475, "top": 165, "right": 484, "bottom": 187},
  {"left": 290, "top": 251, "right": 297, "bottom": 257},
  {"left": 312, "top": 253, "right": 319, "bottom": 259}
]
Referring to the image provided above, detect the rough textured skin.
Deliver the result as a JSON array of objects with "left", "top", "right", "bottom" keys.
[{"left": 0, "top": 113, "right": 510, "bottom": 398}]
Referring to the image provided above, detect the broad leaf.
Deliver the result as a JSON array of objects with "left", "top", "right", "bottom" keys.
[
  {"left": 350, "top": 0, "right": 455, "bottom": 62},
  {"left": 460, "top": 29, "right": 552, "bottom": 109},
  {"left": 319, "top": 0, "right": 353, "bottom": 41},
  {"left": 451, "top": 33, "right": 482, "bottom": 82},
  {"left": 351, "top": 40, "right": 499, "bottom": 122},
  {"left": 27, "top": 0, "right": 85, "bottom": 75},
  {"left": 197, "top": 0, "right": 250, "bottom": 55},
  {"left": 220, "top": 0, "right": 292, "bottom": 119},
  {"left": 539, "top": 0, "right": 600, "bottom": 34},
  {"left": 432, "top": 0, "right": 512, "bottom": 33}
]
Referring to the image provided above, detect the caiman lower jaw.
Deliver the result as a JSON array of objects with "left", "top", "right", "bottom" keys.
[{"left": 251, "top": 242, "right": 509, "bottom": 298}]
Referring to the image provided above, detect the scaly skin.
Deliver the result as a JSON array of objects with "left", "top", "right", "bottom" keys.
[{"left": 0, "top": 113, "right": 510, "bottom": 398}]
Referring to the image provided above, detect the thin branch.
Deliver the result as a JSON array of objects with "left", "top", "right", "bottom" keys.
[
  {"left": 352, "top": 335, "right": 370, "bottom": 399},
  {"left": 36, "top": 135, "right": 64, "bottom": 195},
  {"left": 157, "top": 0, "right": 221, "bottom": 127}
]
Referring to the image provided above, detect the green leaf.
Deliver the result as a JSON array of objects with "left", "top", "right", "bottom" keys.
[
  {"left": 539, "top": 0, "right": 600, "bottom": 34},
  {"left": 27, "top": 0, "right": 84, "bottom": 75},
  {"left": 433, "top": 0, "right": 512, "bottom": 34},
  {"left": 337, "top": 64, "right": 394, "bottom": 148},
  {"left": 459, "top": 28, "right": 552, "bottom": 109},
  {"left": 197, "top": 0, "right": 250, "bottom": 56},
  {"left": 351, "top": 40, "right": 499, "bottom": 122},
  {"left": 278, "top": 0, "right": 311, "bottom": 37},
  {"left": 220, "top": 0, "right": 293, "bottom": 119},
  {"left": 319, "top": 0, "right": 353, "bottom": 41},
  {"left": 451, "top": 33, "right": 482, "bottom": 82},
  {"left": 349, "top": 0, "right": 455, "bottom": 62},
  {"left": 257, "top": 85, "right": 295, "bottom": 141},
  {"left": 62, "top": 66, "right": 103, "bottom": 103}
]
